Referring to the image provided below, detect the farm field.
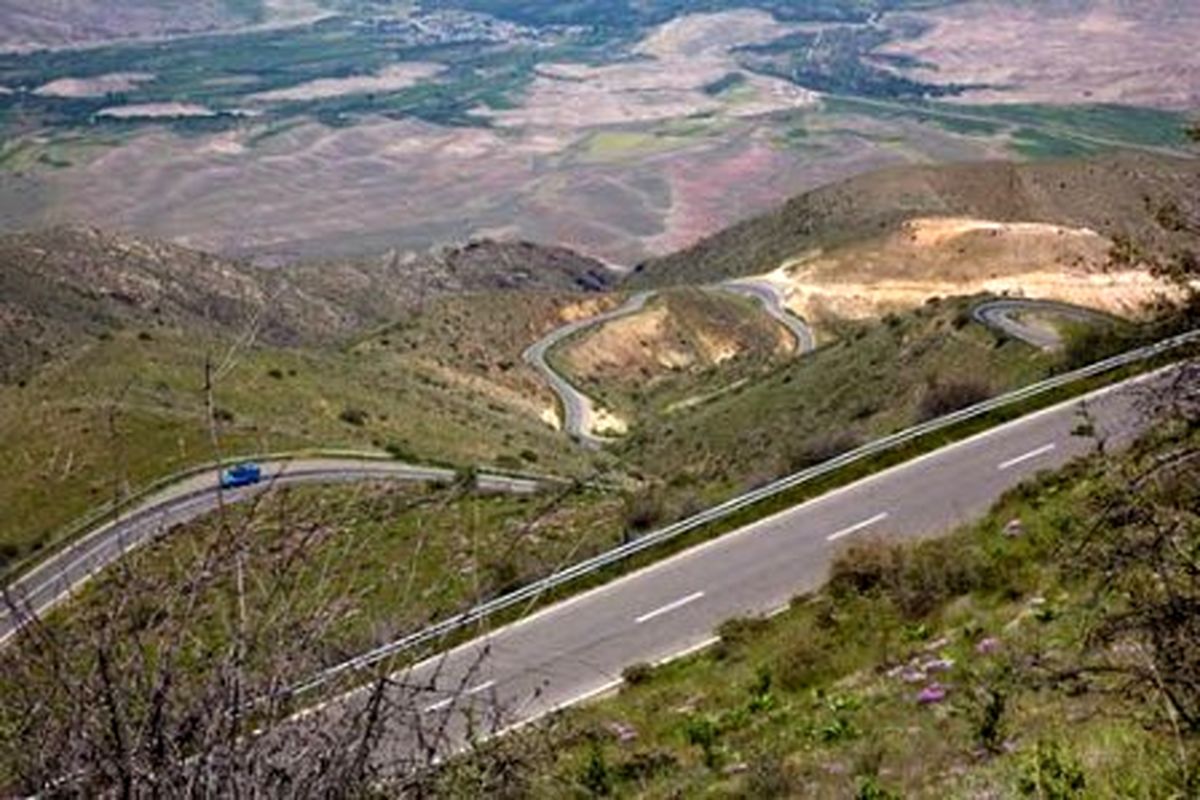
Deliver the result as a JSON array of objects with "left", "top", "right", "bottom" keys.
[{"left": 0, "top": 2, "right": 1194, "bottom": 265}]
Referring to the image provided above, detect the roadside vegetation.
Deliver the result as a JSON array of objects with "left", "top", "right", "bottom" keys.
[
  {"left": 441, "top": 361, "right": 1200, "bottom": 798},
  {"left": 0, "top": 478, "right": 624, "bottom": 715},
  {"left": 0, "top": 327, "right": 590, "bottom": 572},
  {"left": 615, "top": 296, "right": 1053, "bottom": 509}
]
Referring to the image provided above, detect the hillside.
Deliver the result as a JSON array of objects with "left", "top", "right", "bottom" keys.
[
  {"left": 0, "top": 0, "right": 283, "bottom": 52},
  {"left": 0, "top": 229, "right": 615, "bottom": 564},
  {"left": 553, "top": 288, "right": 796, "bottom": 431},
  {"left": 636, "top": 152, "right": 1200, "bottom": 287},
  {"left": 0, "top": 227, "right": 613, "bottom": 382}
]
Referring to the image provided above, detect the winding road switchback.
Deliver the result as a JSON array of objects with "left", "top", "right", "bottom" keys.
[
  {"left": 522, "top": 292, "right": 657, "bottom": 446},
  {"left": 972, "top": 298, "right": 1117, "bottom": 350},
  {"left": 524, "top": 284, "right": 813, "bottom": 445},
  {"left": 718, "top": 279, "right": 816, "bottom": 353}
]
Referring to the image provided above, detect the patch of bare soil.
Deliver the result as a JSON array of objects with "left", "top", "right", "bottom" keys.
[
  {"left": 562, "top": 290, "right": 790, "bottom": 386},
  {"left": 34, "top": 72, "right": 154, "bottom": 98},
  {"left": 246, "top": 64, "right": 442, "bottom": 104},
  {"left": 482, "top": 11, "right": 816, "bottom": 130},
  {"left": 879, "top": 0, "right": 1200, "bottom": 108},
  {"left": 763, "top": 216, "right": 1182, "bottom": 322}
]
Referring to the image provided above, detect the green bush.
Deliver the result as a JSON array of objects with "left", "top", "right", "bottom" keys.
[{"left": 621, "top": 662, "right": 654, "bottom": 685}]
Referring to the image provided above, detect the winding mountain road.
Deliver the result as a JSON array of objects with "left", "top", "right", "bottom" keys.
[
  {"left": 718, "top": 279, "right": 816, "bottom": 352},
  {"left": 0, "top": 458, "right": 543, "bottom": 645},
  {"left": 524, "top": 283, "right": 814, "bottom": 445},
  {"left": 972, "top": 298, "right": 1116, "bottom": 350},
  {"left": 522, "top": 292, "right": 657, "bottom": 446}
]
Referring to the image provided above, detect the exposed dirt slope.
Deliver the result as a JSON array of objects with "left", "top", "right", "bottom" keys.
[
  {"left": 636, "top": 152, "right": 1200, "bottom": 287},
  {"left": 560, "top": 288, "right": 792, "bottom": 389},
  {"left": 764, "top": 217, "right": 1181, "bottom": 322}
]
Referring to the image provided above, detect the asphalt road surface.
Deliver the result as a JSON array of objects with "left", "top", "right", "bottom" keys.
[
  {"left": 522, "top": 292, "right": 656, "bottom": 446},
  {"left": 718, "top": 279, "right": 816, "bottom": 352},
  {"left": 318, "top": 367, "right": 1173, "bottom": 761},
  {"left": 972, "top": 298, "right": 1115, "bottom": 350},
  {"left": 0, "top": 459, "right": 543, "bottom": 645}
]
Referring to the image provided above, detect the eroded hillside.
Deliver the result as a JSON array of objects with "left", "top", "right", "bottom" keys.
[{"left": 639, "top": 152, "right": 1200, "bottom": 291}]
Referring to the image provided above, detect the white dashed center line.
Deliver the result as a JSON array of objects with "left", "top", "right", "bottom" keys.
[
  {"left": 635, "top": 591, "right": 705, "bottom": 624},
  {"left": 998, "top": 443, "right": 1056, "bottom": 471},
  {"left": 423, "top": 680, "right": 496, "bottom": 713},
  {"left": 827, "top": 512, "right": 889, "bottom": 542}
]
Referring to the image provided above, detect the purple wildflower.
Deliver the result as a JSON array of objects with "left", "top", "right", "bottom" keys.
[
  {"left": 917, "top": 683, "right": 948, "bottom": 705},
  {"left": 975, "top": 637, "right": 1002, "bottom": 655}
]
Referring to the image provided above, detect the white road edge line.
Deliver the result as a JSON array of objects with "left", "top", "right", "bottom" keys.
[
  {"left": 826, "top": 512, "right": 889, "bottom": 542},
  {"left": 654, "top": 635, "right": 721, "bottom": 667},
  {"left": 635, "top": 591, "right": 705, "bottom": 624},
  {"left": 492, "top": 678, "right": 624, "bottom": 739},
  {"left": 423, "top": 697, "right": 454, "bottom": 714},
  {"left": 467, "top": 680, "right": 495, "bottom": 695},
  {"left": 998, "top": 443, "right": 1057, "bottom": 471}
]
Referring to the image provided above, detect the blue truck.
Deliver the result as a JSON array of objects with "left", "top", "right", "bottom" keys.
[{"left": 220, "top": 462, "right": 263, "bottom": 489}]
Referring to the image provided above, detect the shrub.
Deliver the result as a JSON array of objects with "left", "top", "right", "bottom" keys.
[
  {"left": 339, "top": 407, "right": 369, "bottom": 427},
  {"left": 786, "top": 431, "right": 861, "bottom": 471},
  {"left": 917, "top": 378, "right": 991, "bottom": 422},
  {"left": 682, "top": 716, "right": 721, "bottom": 769},
  {"left": 744, "top": 749, "right": 799, "bottom": 798},
  {"left": 623, "top": 487, "right": 666, "bottom": 535},
  {"left": 775, "top": 630, "right": 832, "bottom": 692},
  {"left": 1017, "top": 741, "right": 1086, "bottom": 799},
  {"left": 621, "top": 662, "right": 654, "bottom": 686},
  {"left": 613, "top": 749, "right": 677, "bottom": 783},
  {"left": 579, "top": 746, "right": 612, "bottom": 797},
  {"left": 856, "top": 776, "right": 902, "bottom": 800},
  {"left": 1060, "top": 326, "right": 1130, "bottom": 371},
  {"left": 384, "top": 441, "right": 417, "bottom": 461},
  {"left": 828, "top": 537, "right": 986, "bottom": 619}
]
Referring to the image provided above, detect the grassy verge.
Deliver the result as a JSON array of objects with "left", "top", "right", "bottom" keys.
[{"left": 1, "top": 481, "right": 626, "bottom": 702}]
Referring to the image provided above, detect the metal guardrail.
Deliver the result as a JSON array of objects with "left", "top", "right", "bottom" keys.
[
  {"left": 4, "top": 449, "right": 567, "bottom": 588},
  {"left": 287, "top": 328, "right": 1200, "bottom": 697}
]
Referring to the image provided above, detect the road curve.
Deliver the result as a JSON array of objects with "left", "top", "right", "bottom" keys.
[
  {"left": 972, "top": 298, "right": 1116, "bottom": 350},
  {"left": 0, "top": 459, "right": 543, "bottom": 645},
  {"left": 522, "top": 292, "right": 657, "bottom": 446},
  {"left": 718, "top": 279, "right": 816, "bottom": 352},
  {"left": 309, "top": 365, "right": 1181, "bottom": 762},
  {"left": 525, "top": 284, "right": 814, "bottom": 445}
]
